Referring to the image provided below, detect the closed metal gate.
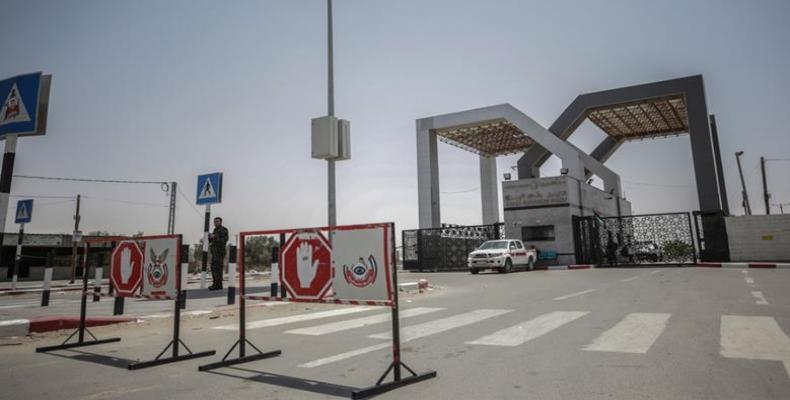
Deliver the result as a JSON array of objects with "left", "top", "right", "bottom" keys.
[
  {"left": 402, "top": 224, "right": 505, "bottom": 271},
  {"left": 573, "top": 212, "right": 697, "bottom": 266}
]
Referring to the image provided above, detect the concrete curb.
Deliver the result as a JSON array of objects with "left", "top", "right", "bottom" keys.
[
  {"left": 696, "top": 262, "right": 790, "bottom": 269},
  {"left": 0, "top": 316, "right": 137, "bottom": 337}
]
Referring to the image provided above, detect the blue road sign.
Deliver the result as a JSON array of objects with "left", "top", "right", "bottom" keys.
[
  {"left": 15, "top": 199, "right": 33, "bottom": 224},
  {"left": 196, "top": 172, "right": 223, "bottom": 205},
  {"left": 0, "top": 72, "right": 47, "bottom": 138}
]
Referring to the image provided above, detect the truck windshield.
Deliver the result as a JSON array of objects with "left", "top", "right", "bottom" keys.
[{"left": 479, "top": 241, "right": 508, "bottom": 250}]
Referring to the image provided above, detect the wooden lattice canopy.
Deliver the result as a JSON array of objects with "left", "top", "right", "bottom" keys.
[
  {"left": 433, "top": 119, "right": 534, "bottom": 157},
  {"left": 586, "top": 95, "right": 689, "bottom": 140}
]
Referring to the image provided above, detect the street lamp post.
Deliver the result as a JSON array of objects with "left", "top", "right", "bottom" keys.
[{"left": 735, "top": 151, "right": 752, "bottom": 215}]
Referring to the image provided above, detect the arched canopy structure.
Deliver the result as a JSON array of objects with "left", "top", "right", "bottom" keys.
[
  {"left": 517, "top": 75, "right": 729, "bottom": 214},
  {"left": 416, "top": 103, "right": 622, "bottom": 229}
]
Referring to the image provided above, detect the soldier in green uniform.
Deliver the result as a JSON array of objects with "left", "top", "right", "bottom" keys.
[{"left": 208, "top": 217, "right": 229, "bottom": 290}]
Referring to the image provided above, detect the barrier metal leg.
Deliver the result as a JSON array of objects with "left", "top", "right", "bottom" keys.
[
  {"left": 353, "top": 226, "right": 437, "bottom": 399},
  {"left": 199, "top": 243, "right": 280, "bottom": 372},
  {"left": 128, "top": 295, "right": 215, "bottom": 370},
  {"left": 198, "top": 338, "right": 281, "bottom": 371},
  {"left": 37, "top": 247, "right": 121, "bottom": 353},
  {"left": 352, "top": 361, "right": 437, "bottom": 400}
]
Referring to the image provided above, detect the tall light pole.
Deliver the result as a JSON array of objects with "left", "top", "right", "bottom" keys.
[
  {"left": 760, "top": 156, "right": 770, "bottom": 215},
  {"left": 735, "top": 151, "right": 751, "bottom": 215},
  {"left": 312, "top": 0, "right": 349, "bottom": 229},
  {"left": 327, "top": 0, "right": 336, "bottom": 228}
]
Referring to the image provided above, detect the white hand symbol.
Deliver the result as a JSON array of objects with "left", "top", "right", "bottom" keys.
[
  {"left": 297, "top": 241, "right": 320, "bottom": 289},
  {"left": 120, "top": 247, "right": 133, "bottom": 283}
]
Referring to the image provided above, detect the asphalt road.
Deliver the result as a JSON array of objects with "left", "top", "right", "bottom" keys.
[{"left": 2, "top": 267, "right": 789, "bottom": 400}]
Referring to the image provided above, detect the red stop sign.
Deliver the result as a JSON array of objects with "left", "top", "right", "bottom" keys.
[
  {"left": 281, "top": 231, "right": 332, "bottom": 299},
  {"left": 110, "top": 241, "right": 143, "bottom": 297}
]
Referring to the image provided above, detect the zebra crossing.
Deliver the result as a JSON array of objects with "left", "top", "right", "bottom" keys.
[{"left": 216, "top": 305, "right": 790, "bottom": 377}]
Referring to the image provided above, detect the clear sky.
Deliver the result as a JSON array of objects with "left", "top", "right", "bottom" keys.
[{"left": 1, "top": 0, "right": 788, "bottom": 244}]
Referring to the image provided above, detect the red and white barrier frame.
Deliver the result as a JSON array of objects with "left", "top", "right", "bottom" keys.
[
  {"left": 198, "top": 222, "right": 436, "bottom": 399},
  {"left": 35, "top": 234, "right": 215, "bottom": 370}
]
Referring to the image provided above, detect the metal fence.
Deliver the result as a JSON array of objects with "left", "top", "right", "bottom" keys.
[
  {"left": 573, "top": 212, "right": 697, "bottom": 266},
  {"left": 403, "top": 224, "right": 505, "bottom": 271}
]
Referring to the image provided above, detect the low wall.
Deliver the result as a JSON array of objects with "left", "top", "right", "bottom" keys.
[
  {"left": 725, "top": 215, "right": 790, "bottom": 262},
  {"left": 0, "top": 266, "right": 75, "bottom": 281}
]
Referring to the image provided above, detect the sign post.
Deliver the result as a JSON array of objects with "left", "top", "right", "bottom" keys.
[
  {"left": 11, "top": 199, "right": 33, "bottom": 289},
  {"left": 0, "top": 73, "right": 51, "bottom": 266},
  {"left": 196, "top": 172, "right": 222, "bottom": 289}
]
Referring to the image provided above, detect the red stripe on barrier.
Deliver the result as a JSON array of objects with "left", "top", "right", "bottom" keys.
[
  {"left": 569, "top": 264, "right": 593, "bottom": 269},
  {"left": 242, "top": 295, "right": 392, "bottom": 307}
]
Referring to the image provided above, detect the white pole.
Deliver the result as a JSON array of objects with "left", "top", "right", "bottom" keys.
[
  {"left": 93, "top": 267, "right": 103, "bottom": 302},
  {"left": 12, "top": 222, "right": 23, "bottom": 290}
]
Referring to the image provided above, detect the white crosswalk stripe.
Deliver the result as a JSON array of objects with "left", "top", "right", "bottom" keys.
[
  {"left": 285, "top": 307, "right": 444, "bottom": 336},
  {"left": 368, "top": 309, "right": 512, "bottom": 341},
  {"left": 583, "top": 313, "right": 670, "bottom": 354},
  {"left": 300, "top": 309, "right": 512, "bottom": 368},
  {"left": 721, "top": 315, "right": 790, "bottom": 377},
  {"left": 466, "top": 311, "right": 588, "bottom": 346},
  {"left": 212, "top": 306, "right": 374, "bottom": 331}
]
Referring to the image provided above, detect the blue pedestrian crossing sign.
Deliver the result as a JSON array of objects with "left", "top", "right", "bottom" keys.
[
  {"left": 0, "top": 72, "right": 51, "bottom": 138},
  {"left": 15, "top": 199, "right": 33, "bottom": 224},
  {"left": 196, "top": 172, "right": 222, "bottom": 205}
]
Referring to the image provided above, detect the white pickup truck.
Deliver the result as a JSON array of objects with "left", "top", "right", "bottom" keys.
[{"left": 467, "top": 239, "right": 537, "bottom": 274}]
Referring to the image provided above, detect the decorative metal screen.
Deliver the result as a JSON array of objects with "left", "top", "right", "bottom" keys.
[
  {"left": 402, "top": 224, "right": 505, "bottom": 271},
  {"left": 574, "top": 212, "right": 696, "bottom": 266}
]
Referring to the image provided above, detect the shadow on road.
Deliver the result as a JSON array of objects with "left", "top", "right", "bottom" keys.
[
  {"left": 43, "top": 349, "right": 136, "bottom": 369},
  {"left": 203, "top": 366, "right": 355, "bottom": 398}
]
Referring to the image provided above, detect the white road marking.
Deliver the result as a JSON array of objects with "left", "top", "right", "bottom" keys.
[
  {"left": 721, "top": 315, "right": 790, "bottom": 377},
  {"left": 651, "top": 270, "right": 661, "bottom": 274},
  {"left": 466, "top": 311, "right": 588, "bottom": 346},
  {"left": 745, "top": 277, "right": 755, "bottom": 284},
  {"left": 0, "top": 299, "right": 81, "bottom": 310},
  {"left": 285, "top": 307, "right": 444, "bottom": 336},
  {"left": 368, "top": 309, "right": 512, "bottom": 341},
  {"left": 213, "top": 306, "right": 374, "bottom": 331},
  {"left": 300, "top": 309, "right": 512, "bottom": 368},
  {"left": 553, "top": 289, "right": 595, "bottom": 301},
  {"left": 298, "top": 343, "right": 391, "bottom": 368},
  {"left": 583, "top": 313, "right": 671, "bottom": 354},
  {"left": 620, "top": 276, "right": 640, "bottom": 283},
  {"left": 752, "top": 291, "right": 769, "bottom": 305}
]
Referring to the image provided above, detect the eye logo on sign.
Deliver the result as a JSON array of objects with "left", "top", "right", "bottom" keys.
[
  {"left": 343, "top": 255, "right": 377, "bottom": 288},
  {"left": 147, "top": 247, "right": 170, "bottom": 289}
]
